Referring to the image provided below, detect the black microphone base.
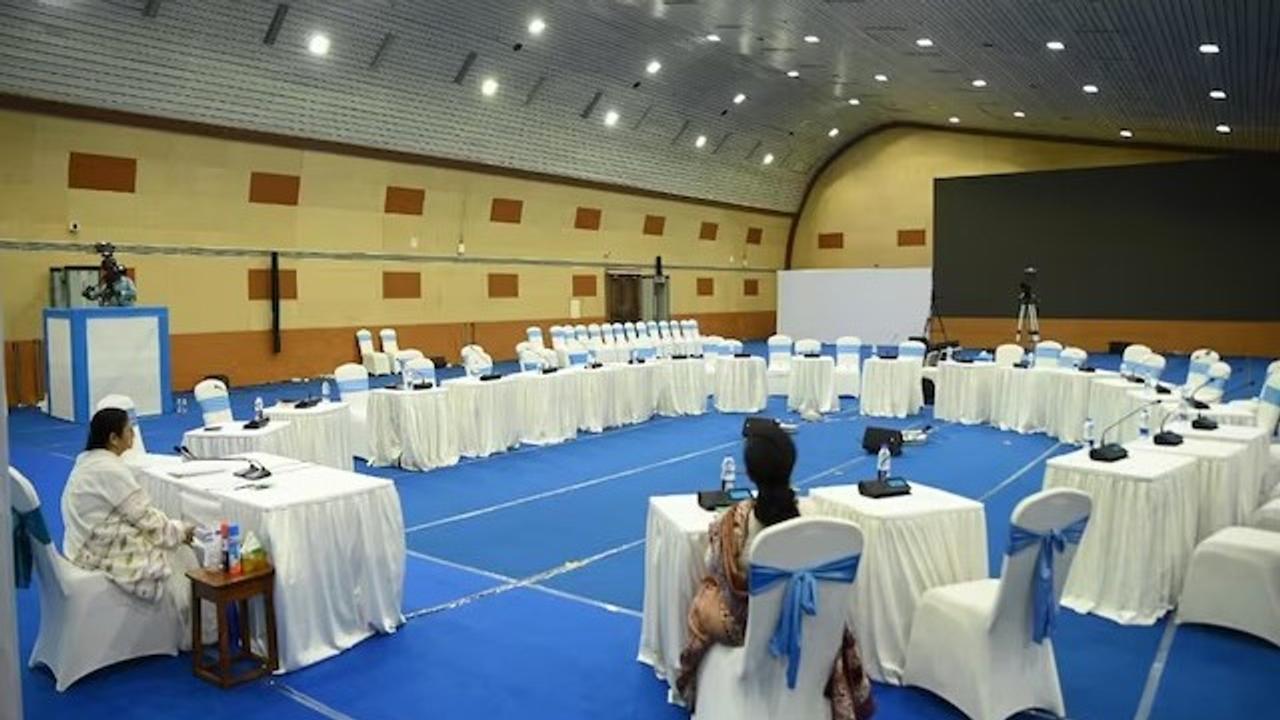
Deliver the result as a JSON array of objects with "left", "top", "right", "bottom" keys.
[
  {"left": 1089, "top": 444, "right": 1129, "bottom": 462},
  {"left": 1192, "top": 416, "right": 1219, "bottom": 430},
  {"left": 1188, "top": 399, "right": 1210, "bottom": 410},
  {"left": 1153, "top": 431, "right": 1184, "bottom": 446}
]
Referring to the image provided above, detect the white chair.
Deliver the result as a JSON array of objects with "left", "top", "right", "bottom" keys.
[
  {"left": 1252, "top": 498, "right": 1280, "bottom": 533},
  {"left": 683, "top": 319, "right": 702, "bottom": 356},
  {"left": 588, "top": 323, "right": 604, "bottom": 347},
  {"left": 670, "top": 322, "right": 689, "bottom": 355},
  {"left": 693, "top": 518, "right": 864, "bottom": 720},
  {"left": 356, "top": 328, "right": 391, "bottom": 375},
  {"left": 904, "top": 488, "right": 1092, "bottom": 720},
  {"left": 334, "top": 363, "right": 370, "bottom": 459},
  {"left": 634, "top": 322, "right": 650, "bottom": 340},
  {"left": 393, "top": 348, "right": 425, "bottom": 373},
  {"left": 1059, "top": 347, "right": 1088, "bottom": 370},
  {"left": 632, "top": 338, "right": 658, "bottom": 362},
  {"left": 1120, "top": 344, "right": 1153, "bottom": 378},
  {"left": 405, "top": 357, "right": 438, "bottom": 385},
  {"left": 9, "top": 467, "right": 182, "bottom": 692},
  {"left": 1256, "top": 371, "right": 1280, "bottom": 436},
  {"left": 766, "top": 334, "right": 794, "bottom": 395},
  {"left": 1184, "top": 348, "right": 1220, "bottom": 389},
  {"left": 516, "top": 342, "right": 546, "bottom": 372},
  {"left": 623, "top": 322, "right": 638, "bottom": 343},
  {"left": 833, "top": 336, "right": 861, "bottom": 398},
  {"left": 566, "top": 340, "right": 591, "bottom": 368},
  {"left": 550, "top": 326, "right": 570, "bottom": 368},
  {"left": 656, "top": 320, "right": 675, "bottom": 357},
  {"left": 461, "top": 344, "right": 494, "bottom": 377},
  {"left": 1193, "top": 361, "right": 1232, "bottom": 404},
  {"left": 794, "top": 339, "right": 821, "bottom": 356},
  {"left": 526, "top": 326, "right": 546, "bottom": 350},
  {"left": 1177, "top": 526, "right": 1280, "bottom": 647},
  {"left": 724, "top": 339, "right": 744, "bottom": 355},
  {"left": 702, "top": 336, "right": 725, "bottom": 376},
  {"left": 95, "top": 394, "right": 147, "bottom": 456},
  {"left": 1033, "top": 340, "right": 1063, "bottom": 369},
  {"left": 898, "top": 339, "right": 926, "bottom": 364},
  {"left": 193, "top": 378, "right": 233, "bottom": 426},
  {"left": 1139, "top": 352, "right": 1167, "bottom": 385},
  {"left": 380, "top": 328, "right": 422, "bottom": 368},
  {"left": 994, "top": 343, "right": 1025, "bottom": 367}
]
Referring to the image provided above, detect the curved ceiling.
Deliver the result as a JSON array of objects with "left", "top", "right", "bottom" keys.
[{"left": 1, "top": 0, "right": 1276, "bottom": 213}]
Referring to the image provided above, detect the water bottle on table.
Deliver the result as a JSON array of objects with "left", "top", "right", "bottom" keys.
[
  {"left": 321, "top": 379, "right": 331, "bottom": 402},
  {"left": 1139, "top": 407, "right": 1151, "bottom": 440},
  {"left": 227, "top": 523, "right": 243, "bottom": 577},
  {"left": 876, "top": 444, "right": 891, "bottom": 481},
  {"left": 720, "top": 456, "right": 736, "bottom": 492},
  {"left": 253, "top": 396, "right": 264, "bottom": 421},
  {"left": 1082, "top": 418, "right": 1096, "bottom": 448}
]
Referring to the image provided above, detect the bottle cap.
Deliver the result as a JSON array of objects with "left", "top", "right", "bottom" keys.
[{"left": 229, "top": 523, "right": 240, "bottom": 536}]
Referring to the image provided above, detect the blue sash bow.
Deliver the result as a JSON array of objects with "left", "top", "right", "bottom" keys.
[
  {"left": 12, "top": 506, "right": 51, "bottom": 589},
  {"left": 198, "top": 395, "right": 231, "bottom": 414},
  {"left": 1006, "top": 515, "right": 1089, "bottom": 643},
  {"left": 337, "top": 378, "right": 370, "bottom": 396},
  {"left": 899, "top": 345, "right": 924, "bottom": 359},
  {"left": 1035, "top": 347, "right": 1060, "bottom": 363},
  {"left": 1188, "top": 361, "right": 1211, "bottom": 378},
  {"left": 1261, "top": 384, "right": 1280, "bottom": 407},
  {"left": 748, "top": 554, "right": 860, "bottom": 688}
]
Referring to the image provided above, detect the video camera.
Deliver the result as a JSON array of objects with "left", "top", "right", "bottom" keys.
[
  {"left": 82, "top": 242, "right": 136, "bottom": 306},
  {"left": 1017, "top": 266, "right": 1038, "bottom": 305}
]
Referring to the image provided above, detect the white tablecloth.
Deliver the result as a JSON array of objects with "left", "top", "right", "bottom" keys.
[
  {"left": 366, "top": 387, "right": 459, "bottom": 471},
  {"left": 445, "top": 376, "right": 522, "bottom": 458},
  {"left": 808, "top": 484, "right": 988, "bottom": 684},
  {"left": 787, "top": 356, "right": 839, "bottom": 414},
  {"left": 990, "top": 367, "right": 1050, "bottom": 434},
  {"left": 1042, "top": 369, "right": 1103, "bottom": 443},
  {"left": 264, "top": 401, "right": 353, "bottom": 471},
  {"left": 1134, "top": 394, "right": 1261, "bottom": 436},
  {"left": 1125, "top": 437, "right": 1254, "bottom": 541},
  {"left": 183, "top": 420, "right": 302, "bottom": 461},
  {"left": 611, "top": 363, "right": 662, "bottom": 426},
  {"left": 860, "top": 357, "right": 924, "bottom": 418},
  {"left": 657, "top": 359, "right": 709, "bottom": 417},
  {"left": 1043, "top": 448, "right": 1199, "bottom": 624},
  {"left": 714, "top": 356, "right": 767, "bottom": 413},
  {"left": 933, "top": 361, "right": 996, "bottom": 424},
  {"left": 512, "top": 370, "right": 581, "bottom": 445},
  {"left": 1165, "top": 421, "right": 1272, "bottom": 507},
  {"left": 1087, "top": 377, "right": 1153, "bottom": 444},
  {"left": 138, "top": 453, "right": 405, "bottom": 672}
]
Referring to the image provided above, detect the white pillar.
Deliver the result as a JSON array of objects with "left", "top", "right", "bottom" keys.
[{"left": 0, "top": 308, "right": 23, "bottom": 720}]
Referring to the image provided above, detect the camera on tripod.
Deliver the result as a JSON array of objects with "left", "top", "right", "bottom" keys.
[
  {"left": 1015, "top": 266, "right": 1041, "bottom": 345},
  {"left": 81, "top": 242, "right": 137, "bottom": 307},
  {"left": 1017, "top": 266, "right": 1039, "bottom": 304}
]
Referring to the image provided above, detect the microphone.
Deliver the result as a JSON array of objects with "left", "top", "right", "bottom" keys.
[
  {"left": 1089, "top": 397, "right": 1166, "bottom": 462},
  {"left": 173, "top": 448, "right": 273, "bottom": 480},
  {"left": 173, "top": 444, "right": 198, "bottom": 461}
]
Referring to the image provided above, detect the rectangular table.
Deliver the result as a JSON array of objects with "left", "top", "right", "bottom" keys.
[
  {"left": 859, "top": 357, "right": 924, "bottom": 418},
  {"left": 933, "top": 361, "right": 996, "bottom": 425},
  {"left": 511, "top": 370, "right": 581, "bottom": 446},
  {"left": 656, "top": 358, "right": 710, "bottom": 417},
  {"left": 1125, "top": 437, "right": 1253, "bottom": 541},
  {"left": 263, "top": 401, "right": 353, "bottom": 471},
  {"left": 137, "top": 453, "right": 405, "bottom": 672},
  {"left": 713, "top": 356, "right": 767, "bottom": 413},
  {"left": 1165, "top": 421, "right": 1273, "bottom": 506},
  {"left": 1043, "top": 448, "right": 1199, "bottom": 624},
  {"left": 444, "top": 376, "right": 523, "bottom": 458},
  {"left": 366, "top": 387, "right": 459, "bottom": 471},
  {"left": 788, "top": 356, "right": 839, "bottom": 415},
  {"left": 183, "top": 421, "right": 301, "bottom": 461}
]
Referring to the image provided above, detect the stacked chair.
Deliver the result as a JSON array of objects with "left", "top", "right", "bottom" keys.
[{"left": 356, "top": 328, "right": 391, "bottom": 375}]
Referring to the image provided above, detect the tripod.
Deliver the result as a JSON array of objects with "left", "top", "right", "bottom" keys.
[
  {"left": 1015, "top": 284, "right": 1041, "bottom": 346},
  {"left": 923, "top": 291, "right": 948, "bottom": 344}
]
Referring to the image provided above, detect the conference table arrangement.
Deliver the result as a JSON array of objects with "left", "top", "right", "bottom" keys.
[
  {"left": 263, "top": 400, "right": 354, "bottom": 471},
  {"left": 132, "top": 453, "right": 406, "bottom": 672},
  {"left": 182, "top": 420, "right": 303, "bottom": 464}
]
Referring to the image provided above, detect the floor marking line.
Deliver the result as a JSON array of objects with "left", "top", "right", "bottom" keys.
[
  {"left": 404, "top": 439, "right": 740, "bottom": 532},
  {"left": 270, "top": 680, "right": 361, "bottom": 720},
  {"left": 405, "top": 548, "right": 517, "bottom": 583},
  {"left": 977, "top": 442, "right": 1065, "bottom": 502},
  {"left": 1133, "top": 618, "right": 1179, "bottom": 720},
  {"left": 526, "top": 582, "right": 644, "bottom": 618}
]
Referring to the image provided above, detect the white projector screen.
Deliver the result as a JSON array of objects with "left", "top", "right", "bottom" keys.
[{"left": 777, "top": 268, "right": 933, "bottom": 345}]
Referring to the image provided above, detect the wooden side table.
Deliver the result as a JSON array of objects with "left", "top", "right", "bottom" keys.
[{"left": 187, "top": 564, "right": 279, "bottom": 688}]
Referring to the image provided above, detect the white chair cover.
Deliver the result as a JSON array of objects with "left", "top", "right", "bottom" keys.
[
  {"left": 1119, "top": 344, "right": 1153, "bottom": 377},
  {"left": 405, "top": 357, "right": 438, "bottom": 385},
  {"left": 898, "top": 340, "right": 926, "bottom": 364},
  {"left": 1252, "top": 498, "right": 1280, "bottom": 532},
  {"left": 461, "top": 345, "right": 494, "bottom": 377},
  {"left": 1177, "top": 527, "right": 1280, "bottom": 646},
  {"left": 526, "top": 326, "right": 546, "bottom": 350},
  {"left": 1059, "top": 347, "right": 1087, "bottom": 370},
  {"left": 95, "top": 394, "right": 147, "bottom": 457},
  {"left": 9, "top": 467, "right": 183, "bottom": 691},
  {"left": 1195, "top": 360, "right": 1232, "bottom": 404},
  {"left": 379, "top": 328, "right": 401, "bottom": 356},
  {"left": 589, "top": 323, "right": 605, "bottom": 346},
  {"left": 334, "top": 363, "right": 371, "bottom": 459},
  {"left": 994, "top": 344, "right": 1024, "bottom": 367},
  {"left": 517, "top": 342, "right": 545, "bottom": 372},
  {"left": 794, "top": 339, "right": 821, "bottom": 356},
  {"left": 724, "top": 339, "right": 744, "bottom": 355},
  {"left": 574, "top": 324, "right": 589, "bottom": 345},
  {"left": 1139, "top": 353, "right": 1167, "bottom": 384},
  {"left": 693, "top": 518, "right": 864, "bottom": 720},
  {"left": 193, "top": 378, "right": 233, "bottom": 426},
  {"left": 356, "top": 328, "right": 391, "bottom": 375},
  {"left": 834, "top": 336, "right": 861, "bottom": 398},
  {"left": 766, "top": 334, "right": 794, "bottom": 395},
  {"left": 905, "top": 488, "right": 1092, "bottom": 720},
  {"left": 1256, "top": 372, "right": 1280, "bottom": 436},
  {"left": 1033, "top": 341, "right": 1063, "bottom": 369},
  {"left": 566, "top": 340, "right": 591, "bottom": 368},
  {"left": 624, "top": 322, "right": 638, "bottom": 342},
  {"left": 1185, "top": 348, "right": 1220, "bottom": 389},
  {"left": 393, "top": 349, "right": 424, "bottom": 373}
]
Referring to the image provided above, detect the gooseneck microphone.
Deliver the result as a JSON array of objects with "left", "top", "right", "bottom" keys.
[{"left": 1089, "top": 397, "right": 1166, "bottom": 462}]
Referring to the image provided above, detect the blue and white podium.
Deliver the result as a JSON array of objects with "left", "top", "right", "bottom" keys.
[{"left": 43, "top": 307, "right": 172, "bottom": 423}]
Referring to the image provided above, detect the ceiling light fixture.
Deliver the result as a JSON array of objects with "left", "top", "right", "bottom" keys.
[
  {"left": 1199, "top": 43, "right": 1220, "bottom": 54},
  {"left": 1119, "top": 129, "right": 1134, "bottom": 138},
  {"left": 847, "top": 98, "right": 861, "bottom": 106},
  {"left": 307, "top": 33, "right": 330, "bottom": 56},
  {"left": 733, "top": 92, "right": 747, "bottom": 104},
  {"left": 762, "top": 153, "right": 775, "bottom": 165},
  {"left": 1046, "top": 40, "right": 1065, "bottom": 51},
  {"left": 828, "top": 127, "right": 840, "bottom": 138},
  {"left": 480, "top": 77, "right": 499, "bottom": 96},
  {"left": 971, "top": 79, "right": 988, "bottom": 88},
  {"left": 705, "top": 33, "right": 721, "bottom": 42},
  {"left": 1013, "top": 110, "right": 1026, "bottom": 118},
  {"left": 695, "top": 134, "right": 707, "bottom": 148},
  {"left": 1209, "top": 88, "right": 1227, "bottom": 100},
  {"left": 528, "top": 18, "right": 546, "bottom": 36},
  {"left": 646, "top": 60, "right": 662, "bottom": 75},
  {"left": 1215, "top": 123, "right": 1231, "bottom": 134},
  {"left": 1082, "top": 83, "right": 1099, "bottom": 94},
  {"left": 786, "top": 70, "right": 800, "bottom": 78},
  {"left": 604, "top": 110, "right": 620, "bottom": 127},
  {"left": 916, "top": 38, "right": 934, "bottom": 48},
  {"left": 874, "top": 73, "right": 889, "bottom": 82},
  {"left": 948, "top": 116, "right": 961, "bottom": 124},
  {"left": 804, "top": 35, "right": 821, "bottom": 44}
]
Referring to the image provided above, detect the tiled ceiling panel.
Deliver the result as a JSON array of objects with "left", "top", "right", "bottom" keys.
[{"left": 0, "top": 0, "right": 1275, "bottom": 212}]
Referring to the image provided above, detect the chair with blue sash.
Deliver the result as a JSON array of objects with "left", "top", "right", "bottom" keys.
[
  {"left": 9, "top": 466, "right": 183, "bottom": 691},
  {"left": 334, "top": 363, "right": 371, "bottom": 459},
  {"left": 1192, "top": 360, "right": 1232, "bottom": 404},
  {"left": 994, "top": 343, "right": 1024, "bottom": 367},
  {"left": 516, "top": 342, "right": 545, "bottom": 372},
  {"left": 1059, "top": 346, "right": 1088, "bottom": 370},
  {"left": 356, "top": 328, "right": 391, "bottom": 375},
  {"left": 1119, "top": 344, "right": 1152, "bottom": 378},
  {"left": 765, "top": 334, "right": 793, "bottom": 396},
  {"left": 461, "top": 345, "right": 494, "bottom": 378},
  {"left": 1256, "top": 370, "right": 1280, "bottom": 437},
  {"left": 833, "top": 336, "right": 861, "bottom": 398},
  {"left": 405, "top": 358, "right": 438, "bottom": 385},
  {"left": 682, "top": 319, "right": 702, "bottom": 356},
  {"left": 693, "top": 518, "right": 864, "bottom": 720},
  {"left": 702, "top": 335, "right": 725, "bottom": 376},
  {"left": 1138, "top": 353, "right": 1167, "bottom": 389},
  {"left": 193, "top": 378, "right": 233, "bottom": 426},
  {"left": 526, "top": 326, "right": 546, "bottom": 351},
  {"left": 1183, "top": 348, "right": 1220, "bottom": 390},
  {"left": 95, "top": 394, "right": 147, "bottom": 457},
  {"left": 379, "top": 328, "right": 422, "bottom": 371},
  {"left": 1033, "top": 340, "right": 1063, "bottom": 369},
  {"left": 566, "top": 340, "right": 591, "bottom": 368},
  {"left": 904, "top": 488, "right": 1091, "bottom": 720}
]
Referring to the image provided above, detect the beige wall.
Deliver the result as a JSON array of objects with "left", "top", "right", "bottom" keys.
[
  {"left": 791, "top": 127, "right": 1199, "bottom": 269},
  {"left": 0, "top": 108, "right": 786, "bottom": 343}
]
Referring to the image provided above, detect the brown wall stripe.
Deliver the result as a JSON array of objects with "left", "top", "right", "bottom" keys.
[
  {"left": 384, "top": 186, "right": 425, "bottom": 215},
  {"left": 67, "top": 151, "right": 136, "bottom": 193},
  {"left": 490, "top": 198, "right": 524, "bottom": 224},
  {"left": 898, "top": 228, "right": 927, "bottom": 247},
  {"left": 247, "top": 268, "right": 298, "bottom": 300},
  {"left": 572, "top": 274, "right": 598, "bottom": 297},
  {"left": 699, "top": 221, "right": 719, "bottom": 241},
  {"left": 248, "top": 171, "right": 301, "bottom": 205},
  {"left": 746, "top": 227, "right": 763, "bottom": 245},
  {"left": 643, "top": 214, "right": 666, "bottom": 236},
  {"left": 488, "top": 273, "right": 519, "bottom": 298},
  {"left": 382, "top": 271, "right": 422, "bottom": 299},
  {"left": 574, "top": 207, "right": 602, "bottom": 230},
  {"left": 817, "top": 232, "right": 845, "bottom": 249},
  {"left": 697, "top": 277, "right": 715, "bottom": 296},
  {"left": 743, "top": 278, "right": 760, "bottom": 296}
]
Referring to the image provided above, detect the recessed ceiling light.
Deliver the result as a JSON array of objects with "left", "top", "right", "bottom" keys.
[
  {"left": 733, "top": 92, "right": 747, "bottom": 104},
  {"left": 1013, "top": 110, "right": 1026, "bottom": 118},
  {"left": 603, "top": 110, "right": 619, "bottom": 127},
  {"left": 480, "top": 78, "right": 499, "bottom": 96},
  {"left": 1209, "top": 89, "right": 1227, "bottom": 100},
  {"left": 874, "top": 73, "right": 889, "bottom": 82},
  {"left": 307, "top": 33, "right": 330, "bottom": 56},
  {"left": 847, "top": 98, "right": 861, "bottom": 106},
  {"left": 705, "top": 33, "right": 721, "bottom": 42},
  {"left": 762, "top": 153, "right": 775, "bottom": 165},
  {"left": 786, "top": 70, "right": 800, "bottom": 78},
  {"left": 948, "top": 116, "right": 961, "bottom": 124},
  {"left": 645, "top": 60, "right": 662, "bottom": 75},
  {"left": 1215, "top": 123, "right": 1232, "bottom": 134},
  {"left": 804, "top": 35, "right": 821, "bottom": 44},
  {"left": 1119, "top": 129, "right": 1134, "bottom": 139},
  {"left": 1046, "top": 40, "right": 1065, "bottom": 51},
  {"left": 528, "top": 18, "right": 546, "bottom": 36},
  {"left": 827, "top": 127, "right": 840, "bottom": 138},
  {"left": 971, "top": 79, "right": 988, "bottom": 88},
  {"left": 1199, "top": 43, "right": 1220, "bottom": 54},
  {"left": 1082, "top": 84, "right": 1099, "bottom": 94},
  {"left": 695, "top": 134, "right": 707, "bottom": 148},
  {"left": 916, "top": 38, "right": 934, "bottom": 48}
]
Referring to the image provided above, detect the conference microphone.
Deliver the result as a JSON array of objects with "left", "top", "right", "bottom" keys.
[
  {"left": 173, "top": 447, "right": 272, "bottom": 480},
  {"left": 1089, "top": 397, "right": 1166, "bottom": 462}
]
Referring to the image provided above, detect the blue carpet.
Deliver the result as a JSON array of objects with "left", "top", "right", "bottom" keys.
[{"left": 6, "top": 350, "right": 1276, "bottom": 719}]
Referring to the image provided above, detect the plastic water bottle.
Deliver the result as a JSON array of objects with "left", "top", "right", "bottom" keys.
[
  {"left": 321, "top": 380, "right": 331, "bottom": 402},
  {"left": 1139, "top": 407, "right": 1151, "bottom": 439},
  {"left": 253, "top": 396, "right": 264, "bottom": 421},
  {"left": 877, "top": 444, "right": 891, "bottom": 481},
  {"left": 401, "top": 366, "right": 411, "bottom": 390},
  {"left": 720, "top": 456, "right": 736, "bottom": 492},
  {"left": 1082, "top": 418, "right": 1096, "bottom": 448},
  {"left": 227, "top": 523, "right": 243, "bottom": 577},
  {"left": 1027, "top": 350, "right": 1037, "bottom": 369}
]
